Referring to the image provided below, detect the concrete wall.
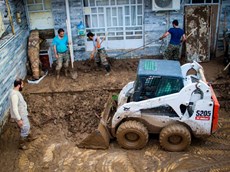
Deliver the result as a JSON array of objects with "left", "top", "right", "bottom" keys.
[{"left": 0, "top": 0, "right": 29, "bottom": 132}]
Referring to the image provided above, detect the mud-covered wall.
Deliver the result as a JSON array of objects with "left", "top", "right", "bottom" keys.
[{"left": 0, "top": 0, "right": 29, "bottom": 132}]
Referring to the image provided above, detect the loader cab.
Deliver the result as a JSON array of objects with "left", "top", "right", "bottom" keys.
[{"left": 133, "top": 60, "right": 184, "bottom": 101}]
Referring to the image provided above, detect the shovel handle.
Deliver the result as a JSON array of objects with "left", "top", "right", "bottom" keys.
[{"left": 224, "top": 62, "right": 230, "bottom": 71}]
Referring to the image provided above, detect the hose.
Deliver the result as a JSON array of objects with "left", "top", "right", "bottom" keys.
[{"left": 111, "top": 38, "right": 166, "bottom": 58}]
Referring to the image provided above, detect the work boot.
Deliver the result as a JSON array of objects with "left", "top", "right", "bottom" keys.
[
  {"left": 19, "top": 137, "right": 28, "bottom": 150},
  {"left": 105, "top": 72, "right": 110, "bottom": 76},
  {"left": 105, "top": 64, "right": 111, "bottom": 73},
  {"left": 27, "top": 133, "right": 38, "bottom": 142},
  {"left": 56, "top": 70, "right": 60, "bottom": 79},
  {"left": 64, "top": 69, "right": 68, "bottom": 77}
]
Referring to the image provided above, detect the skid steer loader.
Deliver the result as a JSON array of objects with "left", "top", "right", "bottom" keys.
[{"left": 78, "top": 59, "right": 219, "bottom": 152}]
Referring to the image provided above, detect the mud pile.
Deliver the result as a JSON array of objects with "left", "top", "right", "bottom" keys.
[
  {"left": 212, "top": 75, "right": 230, "bottom": 110},
  {"left": 75, "top": 58, "right": 139, "bottom": 73},
  {"left": 26, "top": 90, "right": 110, "bottom": 143}
]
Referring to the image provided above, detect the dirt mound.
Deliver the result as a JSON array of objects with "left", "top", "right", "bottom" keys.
[
  {"left": 210, "top": 64, "right": 230, "bottom": 110},
  {"left": 25, "top": 90, "right": 111, "bottom": 144}
]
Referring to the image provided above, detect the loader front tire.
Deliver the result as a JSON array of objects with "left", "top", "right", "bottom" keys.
[
  {"left": 159, "top": 123, "right": 191, "bottom": 152},
  {"left": 116, "top": 120, "right": 148, "bottom": 149}
]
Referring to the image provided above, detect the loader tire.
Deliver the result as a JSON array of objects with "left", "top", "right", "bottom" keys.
[
  {"left": 159, "top": 123, "right": 191, "bottom": 152},
  {"left": 116, "top": 120, "right": 148, "bottom": 149}
]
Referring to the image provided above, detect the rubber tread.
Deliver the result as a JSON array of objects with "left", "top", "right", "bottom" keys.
[
  {"left": 159, "top": 123, "right": 191, "bottom": 152},
  {"left": 116, "top": 120, "right": 148, "bottom": 149}
]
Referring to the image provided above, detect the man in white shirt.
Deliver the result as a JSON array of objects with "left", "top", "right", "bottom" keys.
[{"left": 10, "top": 79, "right": 36, "bottom": 149}]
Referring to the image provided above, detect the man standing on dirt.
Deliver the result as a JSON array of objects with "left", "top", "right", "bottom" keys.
[
  {"left": 53, "top": 28, "right": 70, "bottom": 79},
  {"left": 10, "top": 79, "right": 37, "bottom": 150},
  {"left": 159, "top": 20, "right": 186, "bottom": 60},
  {"left": 87, "top": 32, "right": 111, "bottom": 76}
]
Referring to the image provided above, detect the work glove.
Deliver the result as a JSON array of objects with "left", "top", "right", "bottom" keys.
[{"left": 90, "top": 53, "right": 94, "bottom": 60}]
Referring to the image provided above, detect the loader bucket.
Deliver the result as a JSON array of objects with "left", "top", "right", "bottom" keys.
[{"left": 77, "top": 94, "right": 117, "bottom": 149}]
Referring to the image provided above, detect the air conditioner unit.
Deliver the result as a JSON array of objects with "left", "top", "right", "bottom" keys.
[{"left": 152, "top": 0, "right": 181, "bottom": 11}]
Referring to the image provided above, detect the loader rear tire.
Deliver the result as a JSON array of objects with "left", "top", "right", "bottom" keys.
[
  {"left": 116, "top": 120, "right": 148, "bottom": 149},
  {"left": 159, "top": 123, "right": 191, "bottom": 152}
]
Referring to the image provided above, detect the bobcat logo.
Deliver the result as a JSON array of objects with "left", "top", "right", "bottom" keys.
[{"left": 123, "top": 107, "right": 130, "bottom": 111}]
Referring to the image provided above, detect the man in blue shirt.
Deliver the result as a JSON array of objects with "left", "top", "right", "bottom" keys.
[
  {"left": 53, "top": 28, "right": 70, "bottom": 79},
  {"left": 159, "top": 20, "right": 186, "bottom": 60}
]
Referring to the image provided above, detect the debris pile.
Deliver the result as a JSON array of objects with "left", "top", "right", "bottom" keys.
[{"left": 26, "top": 90, "right": 109, "bottom": 143}]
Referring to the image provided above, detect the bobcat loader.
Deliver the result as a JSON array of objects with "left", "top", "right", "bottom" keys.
[{"left": 78, "top": 59, "right": 219, "bottom": 151}]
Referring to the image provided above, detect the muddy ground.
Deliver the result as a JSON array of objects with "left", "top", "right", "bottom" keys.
[{"left": 0, "top": 56, "right": 230, "bottom": 172}]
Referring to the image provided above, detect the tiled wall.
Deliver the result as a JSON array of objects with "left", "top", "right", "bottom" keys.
[{"left": 0, "top": 0, "right": 29, "bottom": 132}]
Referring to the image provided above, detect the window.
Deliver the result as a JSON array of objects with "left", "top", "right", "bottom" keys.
[
  {"left": 84, "top": 0, "right": 143, "bottom": 50},
  {"left": 26, "top": 0, "right": 54, "bottom": 29},
  {"left": 134, "top": 76, "right": 162, "bottom": 101},
  {"left": 142, "top": 76, "right": 161, "bottom": 99},
  {"left": 0, "top": 12, "right": 5, "bottom": 38},
  {"left": 27, "top": 0, "right": 51, "bottom": 12},
  {"left": 156, "top": 78, "right": 183, "bottom": 97},
  {"left": 0, "top": 1, "right": 14, "bottom": 47}
]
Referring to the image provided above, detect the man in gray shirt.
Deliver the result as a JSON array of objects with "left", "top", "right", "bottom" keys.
[{"left": 10, "top": 79, "right": 37, "bottom": 149}]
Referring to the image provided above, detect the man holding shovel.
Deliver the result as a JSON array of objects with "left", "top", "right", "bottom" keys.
[
  {"left": 159, "top": 20, "right": 186, "bottom": 60},
  {"left": 87, "top": 32, "right": 111, "bottom": 76},
  {"left": 53, "top": 28, "right": 70, "bottom": 79}
]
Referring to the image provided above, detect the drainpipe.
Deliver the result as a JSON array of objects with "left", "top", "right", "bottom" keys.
[{"left": 65, "top": 0, "right": 74, "bottom": 68}]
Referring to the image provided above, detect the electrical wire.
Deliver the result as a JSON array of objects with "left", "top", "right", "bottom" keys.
[{"left": 112, "top": 38, "right": 166, "bottom": 58}]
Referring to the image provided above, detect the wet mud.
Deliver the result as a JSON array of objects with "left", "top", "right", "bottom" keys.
[{"left": 0, "top": 57, "right": 230, "bottom": 171}]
